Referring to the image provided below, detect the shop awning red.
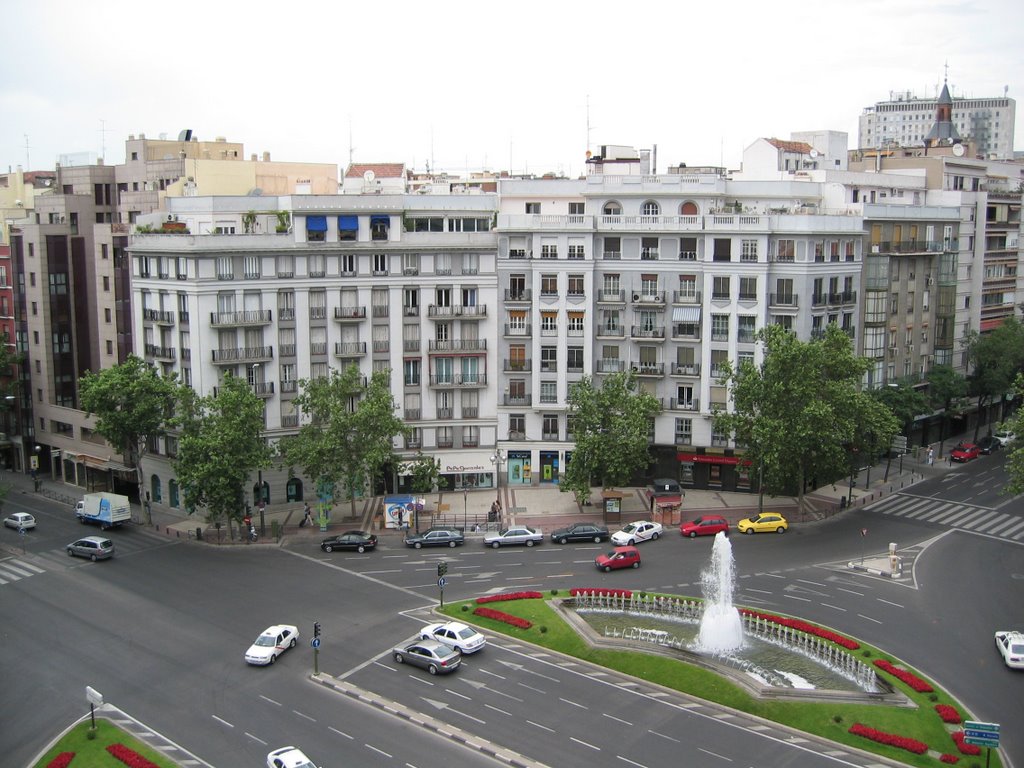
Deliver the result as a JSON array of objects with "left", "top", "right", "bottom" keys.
[{"left": 677, "top": 452, "right": 741, "bottom": 465}]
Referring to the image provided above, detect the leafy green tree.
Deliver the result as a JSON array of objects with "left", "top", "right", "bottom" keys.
[
  {"left": 926, "top": 364, "right": 968, "bottom": 453},
  {"left": 870, "top": 380, "right": 929, "bottom": 479},
  {"left": 280, "top": 366, "right": 408, "bottom": 519},
  {"left": 1002, "top": 373, "right": 1024, "bottom": 495},
  {"left": 561, "top": 371, "right": 660, "bottom": 504},
  {"left": 963, "top": 317, "right": 1024, "bottom": 440},
  {"left": 79, "top": 355, "right": 178, "bottom": 514},
  {"left": 403, "top": 452, "right": 440, "bottom": 495},
  {"left": 172, "top": 373, "right": 273, "bottom": 526},
  {"left": 714, "top": 325, "right": 898, "bottom": 514}
]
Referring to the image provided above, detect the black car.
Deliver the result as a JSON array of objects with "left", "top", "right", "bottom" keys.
[
  {"left": 403, "top": 526, "right": 465, "bottom": 549},
  {"left": 320, "top": 530, "right": 377, "bottom": 553},
  {"left": 550, "top": 522, "right": 610, "bottom": 545},
  {"left": 977, "top": 435, "right": 1000, "bottom": 454}
]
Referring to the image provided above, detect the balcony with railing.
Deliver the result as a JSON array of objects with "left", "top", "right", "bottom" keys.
[
  {"left": 670, "top": 363, "right": 700, "bottom": 376},
  {"left": 596, "top": 359, "right": 625, "bottom": 373},
  {"left": 213, "top": 382, "right": 274, "bottom": 398},
  {"left": 504, "top": 289, "right": 532, "bottom": 303},
  {"left": 428, "top": 339, "right": 487, "bottom": 353},
  {"left": 462, "top": 407, "right": 479, "bottom": 419},
  {"left": 309, "top": 307, "right": 327, "bottom": 320},
  {"left": 334, "top": 342, "right": 367, "bottom": 358},
  {"left": 210, "top": 309, "right": 272, "bottom": 327},
  {"left": 310, "top": 342, "right": 327, "bottom": 355},
  {"left": 429, "top": 374, "right": 487, "bottom": 388},
  {"left": 596, "top": 325, "right": 626, "bottom": 339},
  {"left": 334, "top": 306, "right": 367, "bottom": 321},
  {"left": 403, "top": 340, "right": 420, "bottom": 353},
  {"left": 768, "top": 293, "right": 799, "bottom": 308},
  {"left": 737, "top": 330, "right": 756, "bottom": 344},
  {"left": 670, "top": 398, "right": 700, "bottom": 412},
  {"left": 632, "top": 291, "right": 665, "bottom": 305},
  {"left": 599, "top": 214, "right": 702, "bottom": 231},
  {"left": 828, "top": 291, "right": 857, "bottom": 306},
  {"left": 630, "top": 325, "right": 665, "bottom": 340},
  {"left": 404, "top": 409, "right": 422, "bottom": 421},
  {"left": 542, "top": 430, "right": 559, "bottom": 441},
  {"left": 372, "top": 340, "right": 389, "bottom": 353},
  {"left": 427, "top": 304, "right": 488, "bottom": 319},
  {"left": 278, "top": 308, "right": 295, "bottom": 321},
  {"left": 597, "top": 289, "right": 625, "bottom": 303},
  {"left": 212, "top": 346, "right": 273, "bottom": 363},
  {"left": 402, "top": 305, "right": 420, "bottom": 317},
  {"left": 632, "top": 363, "right": 664, "bottom": 377},
  {"left": 372, "top": 304, "right": 389, "bottom": 318},
  {"left": 503, "top": 393, "right": 532, "bottom": 406},
  {"left": 405, "top": 437, "right": 422, "bottom": 449},
  {"left": 436, "top": 408, "right": 454, "bottom": 419},
  {"left": 144, "top": 343, "right": 176, "bottom": 360},
  {"left": 672, "top": 290, "right": 701, "bottom": 304},
  {"left": 281, "top": 380, "right": 298, "bottom": 393},
  {"left": 436, "top": 437, "right": 455, "bottom": 449},
  {"left": 281, "top": 414, "right": 299, "bottom": 428},
  {"left": 640, "top": 247, "right": 660, "bottom": 260},
  {"left": 503, "top": 324, "right": 532, "bottom": 338},
  {"left": 504, "top": 359, "right": 532, "bottom": 372},
  {"left": 671, "top": 324, "right": 701, "bottom": 341},
  {"left": 498, "top": 213, "right": 593, "bottom": 231},
  {"left": 142, "top": 309, "right": 175, "bottom": 325}
]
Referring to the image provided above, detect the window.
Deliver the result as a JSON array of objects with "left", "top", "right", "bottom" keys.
[
  {"left": 740, "top": 239, "right": 758, "bottom": 262},
  {"left": 308, "top": 253, "right": 326, "bottom": 277},
  {"left": 541, "top": 274, "right": 558, "bottom": 296},
  {"left": 309, "top": 290, "right": 327, "bottom": 319},
  {"left": 776, "top": 239, "right": 795, "bottom": 261},
  {"left": 540, "top": 381, "right": 557, "bottom": 403},
  {"left": 711, "top": 314, "right": 729, "bottom": 341},
  {"left": 603, "top": 236, "right": 621, "bottom": 259},
  {"left": 641, "top": 237, "right": 659, "bottom": 259},
  {"left": 567, "top": 346, "right": 584, "bottom": 372},
  {"left": 525, "top": 202, "right": 541, "bottom": 214},
  {"left": 677, "top": 275, "right": 697, "bottom": 300},
  {"left": 739, "top": 276, "right": 757, "bottom": 300},
  {"left": 340, "top": 253, "right": 356, "bottom": 275},
  {"left": 404, "top": 359, "right": 420, "bottom": 386},
  {"left": 278, "top": 290, "right": 295, "bottom": 320},
  {"left": 568, "top": 274, "right": 584, "bottom": 296},
  {"left": 216, "top": 256, "right": 233, "bottom": 280},
  {"left": 680, "top": 237, "right": 697, "bottom": 261},
  {"left": 541, "top": 311, "right": 558, "bottom": 334},
  {"left": 106, "top": 340, "right": 113, "bottom": 354},
  {"left": 602, "top": 201, "right": 622, "bottom": 216},
  {"left": 373, "top": 253, "right": 388, "bottom": 275},
  {"left": 542, "top": 414, "right": 559, "bottom": 439},
  {"left": 567, "top": 243, "right": 585, "bottom": 259},
  {"left": 712, "top": 276, "right": 730, "bottom": 301},
  {"left": 405, "top": 217, "right": 443, "bottom": 233},
  {"left": 641, "top": 201, "right": 660, "bottom": 217},
  {"left": 509, "top": 414, "right": 525, "bottom": 438},
  {"left": 540, "top": 242, "right": 558, "bottom": 259},
  {"left": 567, "top": 311, "right": 584, "bottom": 335},
  {"left": 568, "top": 202, "right": 585, "bottom": 216},
  {"left": 541, "top": 346, "right": 557, "bottom": 372},
  {"left": 675, "top": 418, "right": 693, "bottom": 444},
  {"left": 104, "top": 308, "right": 111, "bottom": 322},
  {"left": 713, "top": 238, "right": 732, "bottom": 261},
  {"left": 737, "top": 315, "right": 756, "bottom": 343}
]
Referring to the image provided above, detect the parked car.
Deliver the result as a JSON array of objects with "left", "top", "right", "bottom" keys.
[
  {"left": 610, "top": 520, "right": 663, "bottom": 546},
  {"left": 404, "top": 527, "right": 464, "bottom": 548},
  {"left": 3, "top": 512, "right": 36, "bottom": 531},
  {"left": 66, "top": 536, "right": 114, "bottom": 561},
  {"left": 245, "top": 624, "right": 299, "bottom": 666},
  {"left": 419, "top": 621, "right": 486, "bottom": 654},
  {"left": 977, "top": 435, "right": 1000, "bottom": 454},
  {"left": 995, "top": 630, "right": 1024, "bottom": 670},
  {"left": 267, "top": 746, "right": 318, "bottom": 768},
  {"left": 320, "top": 530, "right": 377, "bottom": 553},
  {"left": 994, "top": 428, "right": 1017, "bottom": 447},
  {"left": 737, "top": 512, "right": 788, "bottom": 535},
  {"left": 680, "top": 515, "right": 729, "bottom": 538},
  {"left": 483, "top": 525, "right": 543, "bottom": 548},
  {"left": 950, "top": 442, "right": 980, "bottom": 462},
  {"left": 595, "top": 545, "right": 641, "bottom": 572},
  {"left": 550, "top": 522, "right": 609, "bottom": 545},
  {"left": 392, "top": 638, "right": 462, "bottom": 675}
]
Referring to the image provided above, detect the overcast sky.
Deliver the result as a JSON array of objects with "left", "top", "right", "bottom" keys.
[{"left": 3, "top": 0, "right": 1022, "bottom": 177}]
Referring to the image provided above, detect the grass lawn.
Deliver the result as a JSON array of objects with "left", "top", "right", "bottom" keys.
[
  {"left": 442, "top": 592, "right": 1000, "bottom": 768},
  {"left": 34, "top": 720, "right": 179, "bottom": 768}
]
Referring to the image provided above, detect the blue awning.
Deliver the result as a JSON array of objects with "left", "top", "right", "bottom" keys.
[
  {"left": 306, "top": 215, "right": 327, "bottom": 232},
  {"left": 370, "top": 214, "right": 390, "bottom": 226},
  {"left": 337, "top": 215, "right": 358, "bottom": 230}
]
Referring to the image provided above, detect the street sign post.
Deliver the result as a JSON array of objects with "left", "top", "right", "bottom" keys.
[{"left": 963, "top": 720, "right": 999, "bottom": 748}]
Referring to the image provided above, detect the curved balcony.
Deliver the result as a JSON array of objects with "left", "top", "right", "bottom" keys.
[{"left": 210, "top": 310, "right": 272, "bottom": 327}]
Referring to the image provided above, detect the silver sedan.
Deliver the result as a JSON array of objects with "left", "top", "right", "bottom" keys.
[{"left": 483, "top": 525, "right": 543, "bottom": 549}]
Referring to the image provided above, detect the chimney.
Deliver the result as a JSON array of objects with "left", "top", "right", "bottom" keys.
[{"left": 263, "top": 151, "right": 270, "bottom": 162}]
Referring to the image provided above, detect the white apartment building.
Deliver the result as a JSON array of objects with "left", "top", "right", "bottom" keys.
[
  {"left": 859, "top": 89, "right": 1015, "bottom": 159},
  {"left": 129, "top": 191, "right": 501, "bottom": 510}
]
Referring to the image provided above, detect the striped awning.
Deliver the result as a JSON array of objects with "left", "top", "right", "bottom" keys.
[{"left": 672, "top": 306, "right": 701, "bottom": 322}]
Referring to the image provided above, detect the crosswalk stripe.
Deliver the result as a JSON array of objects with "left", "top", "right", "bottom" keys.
[
  {"left": 973, "top": 512, "right": 1008, "bottom": 532},
  {"left": 982, "top": 516, "right": 1017, "bottom": 535},
  {"left": 929, "top": 504, "right": 965, "bottom": 523},
  {"left": 939, "top": 508, "right": 981, "bottom": 526},
  {"left": 963, "top": 510, "right": 1000, "bottom": 529},
  {"left": 0, "top": 562, "right": 37, "bottom": 577},
  {"left": 892, "top": 498, "right": 931, "bottom": 516},
  {"left": 997, "top": 520, "right": 1024, "bottom": 538},
  {"left": 952, "top": 509, "right": 993, "bottom": 527}
]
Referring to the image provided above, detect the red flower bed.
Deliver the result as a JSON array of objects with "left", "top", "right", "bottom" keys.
[
  {"left": 46, "top": 753, "right": 75, "bottom": 768},
  {"left": 741, "top": 609, "right": 860, "bottom": 650},
  {"left": 951, "top": 731, "right": 982, "bottom": 756},
  {"left": 872, "top": 659, "right": 933, "bottom": 693},
  {"left": 848, "top": 723, "right": 928, "bottom": 755},
  {"left": 475, "top": 591, "right": 543, "bottom": 604},
  {"left": 473, "top": 606, "right": 532, "bottom": 629},
  {"left": 569, "top": 587, "right": 632, "bottom": 598},
  {"left": 106, "top": 744, "right": 160, "bottom": 768},
  {"left": 934, "top": 704, "right": 962, "bottom": 724},
  {"left": 940, "top": 754, "right": 960, "bottom": 764}
]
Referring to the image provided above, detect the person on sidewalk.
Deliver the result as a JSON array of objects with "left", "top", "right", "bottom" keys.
[
  {"left": 301, "top": 503, "right": 313, "bottom": 527},
  {"left": 927, "top": 447, "right": 934, "bottom": 466}
]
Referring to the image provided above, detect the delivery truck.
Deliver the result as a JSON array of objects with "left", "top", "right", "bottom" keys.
[{"left": 74, "top": 493, "right": 131, "bottom": 529}]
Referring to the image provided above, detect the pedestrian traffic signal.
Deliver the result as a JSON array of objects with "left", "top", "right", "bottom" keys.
[
  {"left": 313, "top": 621, "right": 321, "bottom": 639},
  {"left": 437, "top": 561, "right": 448, "bottom": 578}
]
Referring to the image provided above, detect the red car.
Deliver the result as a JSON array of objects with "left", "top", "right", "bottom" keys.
[
  {"left": 595, "top": 546, "right": 641, "bottom": 572},
  {"left": 950, "top": 442, "right": 980, "bottom": 462},
  {"left": 680, "top": 515, "right": 729, "bottom": 538}
]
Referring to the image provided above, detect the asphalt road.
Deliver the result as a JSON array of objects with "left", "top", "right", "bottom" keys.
[{"left": 2, "top": 453, "right": 1021, "bottom": 768}]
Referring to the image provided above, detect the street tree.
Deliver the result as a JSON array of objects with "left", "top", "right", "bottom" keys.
[
  {"left": 79, "top": 355, "right": 177, "bottom": 515},
  {"left": 403, "top": 452, "right": 440, "bottom": 495},
  {"left": 926, "top": 365, "right": 968, "bottom": 453},
  {"left": 1002, "top": 373, "right": 1024, "bottom": 495},
  {"left": 714, "top": 324, "right": 899, "bottom": 514},
  {"left": 172, "top": 373, "right": 273, "bottom": 526},
  {"left": 561, "top": 370, "right": 661, "bottom": 504},
  {"left": 963, "top": 317, "right": 1024, "bottom": 440},
  {"left": 871, "top": 379, "right": 929, "bottom": 479},
  {"left": 279, "top": 366, "right": 408, "bottom": 519}
]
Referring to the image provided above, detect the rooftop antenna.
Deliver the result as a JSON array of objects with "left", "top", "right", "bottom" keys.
[
  {"left": 430, "top": 126, "right": 435, "bottom": 177},
  {"left": 99, "top": 118, "right": 108, "bottom": 162},
  {"left": 586, "top": 93, "right": 591, "bottom": 156},
  {"left": 24, "top": 134, "right": 31, "bottom": 169},
  {"left": 348, "top": 115, "right": 355, "bottom": 167}
]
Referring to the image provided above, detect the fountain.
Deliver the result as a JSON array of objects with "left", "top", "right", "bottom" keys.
[{"left": 696, "top": 532, "right": 743, "bottom": 654}]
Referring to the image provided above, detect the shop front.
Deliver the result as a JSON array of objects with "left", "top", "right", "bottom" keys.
[
  {"left": 435, "top": 451, "right": 495, "bottom": 492},
  {"left": 539, "top": 450, "right": 560, "bottom": 483},
  {"left": 677, "top": 451, "right": 754, "bottom": 493},
  {"left": 506, "top": 450, "right": 532, "bottom": 486}
]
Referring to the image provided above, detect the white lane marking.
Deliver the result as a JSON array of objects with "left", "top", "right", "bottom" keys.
[
  {"left": 570, "top": 736, "right": 601, "bottom": 750},
  {"left": 856, "top": 613, "right": 883, "bottom": 624},
  {"left": 211, "top": 715, "right": 233, "bottom": 728},
  {"left": 528, "top": 720, "right": 555, "bottom": 732}
]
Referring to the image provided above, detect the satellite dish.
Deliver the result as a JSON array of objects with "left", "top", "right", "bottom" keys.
[
  {"left": 952, "top": 143, "right": 965, "bottom": 157},
  {"left": 808, "top": 149, "right": 819, "bottom": 159},
  {"left": 363, "top": 170, "right": 376, "bottom": 182}
]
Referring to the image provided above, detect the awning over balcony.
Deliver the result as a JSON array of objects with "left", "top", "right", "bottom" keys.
[
  {"left": 370, "top": 215, "right": 390, "bottom": 226},
  {"left": 338, "top": 215, "right": 358, "bottom": 230},
  {"left": 306, "top": 215, "right": 328, "bottom": 232},
  {"left": 672, "top": 306, "right": 701, "bottom": 322}
]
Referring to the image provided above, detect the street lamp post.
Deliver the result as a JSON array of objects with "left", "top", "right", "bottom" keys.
[
  {"left": 251, "top": 364, "right": 267, "bottom": 534},
  {"left": 489, "top": 448, "right": 504, "bottom": 523}
]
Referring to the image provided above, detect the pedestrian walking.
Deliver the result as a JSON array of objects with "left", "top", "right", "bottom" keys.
[
  {"left": 927, "top": 447, "right": 934, "bottom": 466},
  {"left": 301, "top": 503, "right": 312, "bottom": 527}
]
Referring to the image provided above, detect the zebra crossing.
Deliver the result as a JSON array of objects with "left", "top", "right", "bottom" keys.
[
  {"left": 871, "top": 494, "right": 1024, "bottom": 541},
  {"left": 0, "top": 527, "right": 174, "bottom": 586}
]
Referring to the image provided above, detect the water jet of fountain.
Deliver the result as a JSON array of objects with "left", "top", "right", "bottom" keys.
[{"left": 696, "top": 531, "right": 744, "bottom": 654}]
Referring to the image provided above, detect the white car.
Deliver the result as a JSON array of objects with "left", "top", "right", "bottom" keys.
[
  {"left": 419, "top": 621, "right": 487, "bottom": 654},
  {"left": 267, "top": 746, "right": 318, "bottom": 768},
  {"left": 3, "top": 512, "right": 36, "bottom": 530},
  {"left": 994, "top": 428, "right": 1017, "bottom": 447},
  {"left": 483, "top": 525, "right": 543, "bottom": 548},
  {"left": 995, "top": 630, "right": 1024, "bottom": 669},
  {"left": 245, "top": 624, "right": 299, "bottom": 666},
  {"left": 611, "top": 520, "right": 663, "bottom": 546}
]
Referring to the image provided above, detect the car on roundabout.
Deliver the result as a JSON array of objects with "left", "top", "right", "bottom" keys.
[
  {"left": 404, "top": 526, "right": 464, "bottom": 548},
  {"left": 550, "top": 522, "right": 609, "bottom": 544},
  {"left": 267, "top": 745, "right": 318, "bottom": 768},
  {"left": 319, "top": 530, "right": 377, "bottom": 553},
  {"left": 737, "top": 512, "right": 788, "bottom": 535},
  {"left": 392, "top": 638, "right": 462, "bottom": 675},
  {"left": 245, "top": 624, "right": 299, "bottom": 665},
  {"left": 995, "top": 630, "right": 1024, "bottom": 669},
  {"left": 595, "top": 545, "right": 641, "bottom": 572},
  {"left": 3, "top": 512, "right": 36, "bottom": 530},
  {"left": 419, "top": 621, "right": 486, "bottom": 654},
  {"left": 680, "top": 514, "right": 729, "bottom": 538},
  {"left": 950, "top": 442, "right": 980, "bottom": 462},
  {"left": 610, "top": 520, "right": 663, "bottom": 545},
  {"left": 483, "top": 525, "right": 543, "bottom": 548}
]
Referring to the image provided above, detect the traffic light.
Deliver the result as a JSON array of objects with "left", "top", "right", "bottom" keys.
[
  {"left": 313, "top": 621, "right": 321, "bottom": 639},
  {"left": 437, "top": 561, "right": 448, "bottom": 578}
]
